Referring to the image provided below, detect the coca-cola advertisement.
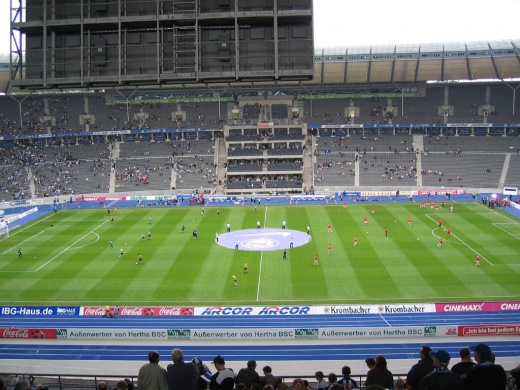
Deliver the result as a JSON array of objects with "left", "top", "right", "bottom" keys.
[
  {"left": 1, "top": 328, "right": 57, "bottom": 339},
  {"left": 81, "top": 306, "right": 194, "bottom": 316}
]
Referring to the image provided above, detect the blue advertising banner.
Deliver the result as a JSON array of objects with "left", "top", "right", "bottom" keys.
[{"left": 0, "top": 306, "right": 80, "bottom": 316}]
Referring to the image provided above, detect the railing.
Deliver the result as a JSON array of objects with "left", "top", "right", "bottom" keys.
[{"left": 1, "top": 372, "right": 411, "bottom": 390}]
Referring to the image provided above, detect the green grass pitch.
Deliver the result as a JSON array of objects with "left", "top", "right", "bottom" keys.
[{"left": 1, "top": 203, "right": 519, "bottom": 306}]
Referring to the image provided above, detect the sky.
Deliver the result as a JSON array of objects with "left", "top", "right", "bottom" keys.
[{"left": 0, "top": 0, "right": 519, "bottom": 55}]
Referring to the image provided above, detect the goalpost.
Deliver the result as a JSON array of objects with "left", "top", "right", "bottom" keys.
[{"left": 0, "top": 220, "right": 9, "bottom": 238}]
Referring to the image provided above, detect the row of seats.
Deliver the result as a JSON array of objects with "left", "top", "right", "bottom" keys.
[
  {"left": 1, "top": 135, "right": 519, "bottom": 199},
  {"left": 2, "top": 84, "right": 520, "bottom": 137}
]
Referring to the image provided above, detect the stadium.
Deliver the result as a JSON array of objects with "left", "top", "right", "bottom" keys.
[{"left": 0, "top": 0, "right": 520, "bottom": 389}]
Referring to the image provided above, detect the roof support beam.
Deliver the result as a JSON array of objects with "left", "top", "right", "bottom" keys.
[
  {"left": 465, "top": 44, "right": 472, "bottom": 80},
  {"left": 320, "top": 49, "right": 325, "bottom": 84},
  {"left": 413, "top": 47, "right": 421, "bottom": 83},
  {"left": 390, "top": 46, "right": 397, "bottom": 84},
  {"left": 511, "top": 41, "right": 520, "bottom": 66},
  {"left": 367, "top": 47, "right": 372, "bottom": 83},
  {"left": 343, "top": 48, "right": 348, "bottom": 83},
  {"left": 441, "top": 45, "right": 445, "bottom": 82},
  {"left": 487, "top": 43, "right": 503, "bottom": 80}
]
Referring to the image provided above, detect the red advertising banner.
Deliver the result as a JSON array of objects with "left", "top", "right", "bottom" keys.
[
  {"left": 77, "top": 196, "right": 127, "bottom": 202},
  {"left": 82, "top": 306, "right": 194, "bottom": 316},
  {"left": 1, "top": 328, "right": 57, "bottom": 339},
  {"left": 436, "top": 301, "right": 520, "bottom": 313},
  {"left": 458, "top": 324, "right": 520, "bottom": 336}
]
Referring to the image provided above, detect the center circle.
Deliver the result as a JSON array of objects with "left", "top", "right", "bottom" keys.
[{"left": 216, "top": 228, "right": 311, "bottom": 251}]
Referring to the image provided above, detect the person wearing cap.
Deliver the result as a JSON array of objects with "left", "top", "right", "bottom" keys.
[
  {"left": 137, "top": 350, "right": 168, "bottom": 390},
  {"left": 166, "top": 348, "right": 199, "bottom": 390},
  {"left": 235, "top": 360, "right": 261, "bottom": 389},
  {"left": 191, "top": 357, "right": 213, "bottom": 390},
  {"left": 464, "top": 343, "right": 507, "bottom": 390},
  {"left": 259, "top": 366, "right": 277, "bottom": 389},
  {"left": 210, "top": 355, "right": 235, "bottom": 390},
  {"left": 450, "top": 348, "right": 475, "bottom": 378},
  {"left": 406, "top": 346, "right": 434, "bottom": 389},
  {"left": 417, "top": 349, "right": 463, "bottom": 390}
]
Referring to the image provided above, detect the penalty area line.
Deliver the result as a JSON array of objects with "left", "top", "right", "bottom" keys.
[{"left": 34, "top": 220, "right": 110, "bottom": 272}]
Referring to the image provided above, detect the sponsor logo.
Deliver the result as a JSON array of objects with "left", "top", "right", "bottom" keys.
[
  {"left": 2, "top": 329, "right": 46, "bottom": 339},
  {"left": 442, "top": 303, "right": 484, "bottom": 312},
  {"left": 258, "top": 306, "right": 311, "bottom": 315},
  {"left": 295, "top": 328, "right": 318, "bottom": 339},
  {"left": 501, "top": 303, "right": 520, "bottom": 311},
  {"left": 56, "top": 329, "right": 68, "bottom": 339},
  {"left": 242, "top": 238, "right": 279, "bottom": 249},
  {"left": 83, "top": 307, "right": 106, "bottom": 316},
  {"left": 379, "top": 305, "right": 426, "bottom": 313},
  {"left": 424, "top": 326, "right": 437, "bottom": 337},
  {"left": 57, "top": 307, "right": 77, "bottom": 316},
  {"left": 121, "top": 308, "right": 144, "bottom": 316},
  {"left": 200, "top": 307, "right": 254, "bottom": 315},
  {"left": 326, "top": 306, "right": 372, "bottom": 314},
  {"left": 3, "top": 329, "right": 29, "bottom": 338},
  {"left": 0, "top": 307, "right": 53, "bottom": 316},
  {"left": 158, "top": 308, "right": 182, "bottom": 316},
  {"left": 168, "top": 329, "right": 191, "bottom": 340},
  {"left": 445, "top": 327, "right": 457, "bottom": 336}
]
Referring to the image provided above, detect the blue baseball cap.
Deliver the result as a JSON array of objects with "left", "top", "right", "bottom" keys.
[
  {"left": 430, "top": 349, "right": 450, "bottom": 364},
  {"left": 470, "top": 343, "right": 491, "bottom": 358}
]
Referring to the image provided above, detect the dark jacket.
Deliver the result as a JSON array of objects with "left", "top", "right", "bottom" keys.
[
  {"left": 463, "top": 363, "right": 507, "bottom": 390},
  {"left": 260, "top": 373, "right": 278, "bottom": 389},
  {"left": 166, "top": 361, "right": 199, "bottom": 390},
  {"left": 235, "top": 367, "right": 260, "bottom": 389},
  {"left": 418, "top": 369, "right": 464, "bottom": 390},
  {"left": 450, "top": 361, "right": 475, "bottom": 378},
  {"left": 365, "top": 367, "right": 394, "bottom": 389},
  {"left": 406, "top": 358, "right": 434, "bottom": 389}
]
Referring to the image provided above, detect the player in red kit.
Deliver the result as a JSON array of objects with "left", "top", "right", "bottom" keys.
[
  {"left": 371, "top": 207, "right": 375, "bottom": 215},
  {"left": 327, "top": 223, "right": 332, "bottom": 233},
  {"left": 438, "top": 238, "right": 443, "bottom": 248},
  {"left": 408, "top": 218, "right": 412, "bottom": 226},
  {"left": 354, "top": 237, "right": 358, "bottom": 246},
  {"left": 446, "top": 227, "right": 451, "bottom": 236},
  {"left": 363, "top": 217, "right": 368, "bottom": 226},
  {"left": 475, "top": 255, "right": 480, "bottom": 266},
  {"left": 328, "top": 244, "right": 331, "bottom": 254},
  {"left": 314, "top": 254, "right": 319, "bottom": 265}
]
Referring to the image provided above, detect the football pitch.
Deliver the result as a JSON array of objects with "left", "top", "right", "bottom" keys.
[{"left": 1, "top": 202, "right": 519, "bottom": 306}]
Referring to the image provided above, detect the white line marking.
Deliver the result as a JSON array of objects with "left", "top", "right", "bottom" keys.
[
  {"left": 34, "top": 220, "right": 109, "bottom": 272},
  {"left": 425, "top": 214, "right": 493, "bottom": 266},
  {"left": 66, "top": 232, "right": 100, "bottom": 250},
  {"left": 256, "top": 206, "right": 268, "bottom": 301},
  {"left": 0, "top": 212, "right": 56, "bottom": 242},
  {"left": 378, "top": 313, "right": 392, "bottom": 327},
  {"left": 1, "top": 230, "right": 46, "bottom": 255},
  {"left": 492, "top": 223, "right": 520, "bottom": 240}
]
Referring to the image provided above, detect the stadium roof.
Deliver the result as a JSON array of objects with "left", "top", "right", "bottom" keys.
[
  {"left": 1, "top": 40, "right": 519, "bottom": 90},
  {"left": 310, "top": 39, "right": 520, "bottom": 84}
]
